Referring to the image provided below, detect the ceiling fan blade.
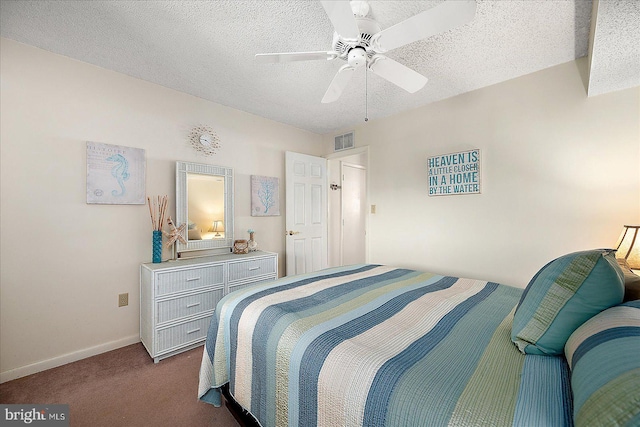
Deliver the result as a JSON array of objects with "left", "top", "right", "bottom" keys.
[
  {"left": 320, "top": 1, "right": 361, "bottom": 42},
  {"left": 255, "top": 51, "right": 338, "bottom": 63},
  {"left": 371, "top": 0, "right": 477, "bottom": 52},
  {"left": 322, "top": 64, "right": 355, "bottom": 103},
  {"left": 368, "top": 55, "right": 428, "bottom": 93}
]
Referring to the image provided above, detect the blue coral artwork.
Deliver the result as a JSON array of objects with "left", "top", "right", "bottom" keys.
[
  {"left": 251, "top": 175, "right": 280, "bottom": 216},
  {"left": 86, "top": 142, "right": 146, "bottom": 204}
]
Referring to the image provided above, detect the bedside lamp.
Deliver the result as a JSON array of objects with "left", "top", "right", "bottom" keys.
[
  {"left": 615, "top": 225, "right": 640, "bottom": 271},
  {"left": 615, "top": 225, "right": 640, "bottom": 302},
  {"left": 208, "top": 220, "right": 224, "bottom": 237}
]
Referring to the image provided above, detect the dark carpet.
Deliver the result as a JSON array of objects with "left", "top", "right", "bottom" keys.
[{"left": 0, "top": 343, "right": 240, "bottom": 426}]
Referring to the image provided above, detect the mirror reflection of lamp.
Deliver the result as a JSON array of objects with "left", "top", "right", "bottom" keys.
[{"left": 208, "top": 220, "right": 224, "bottom": 237}]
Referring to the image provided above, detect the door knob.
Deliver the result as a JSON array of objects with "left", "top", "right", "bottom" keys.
[{"left": 286, "top": 230, "right": 300, "bottom": 236}]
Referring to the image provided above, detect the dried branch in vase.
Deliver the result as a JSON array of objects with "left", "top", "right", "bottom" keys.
[{"left": 147, "top": 195, "right": 168, "bottom": 231}]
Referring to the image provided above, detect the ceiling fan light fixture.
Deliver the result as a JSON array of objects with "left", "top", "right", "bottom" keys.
[{"left": 347, "top": 47, "right": 367, "bottom": 68}]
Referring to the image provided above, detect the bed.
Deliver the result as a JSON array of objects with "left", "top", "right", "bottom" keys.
[{"left": 198, "top": 250, "right": 640, "bottom": 427}]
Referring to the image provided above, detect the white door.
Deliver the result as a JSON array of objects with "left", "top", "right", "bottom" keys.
[
  {"left": 341, "top": 162, "right": 366, "bottom": 265},
  {"left": 285, "top": 151, "right": 328, "bottom": 276}
]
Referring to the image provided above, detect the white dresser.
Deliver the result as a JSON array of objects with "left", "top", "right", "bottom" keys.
[{"left": 140, "top": 250, "right": 277, "bottom": 362}]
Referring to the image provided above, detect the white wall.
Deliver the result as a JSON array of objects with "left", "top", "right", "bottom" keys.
[
  {"left": 325, "top": 58, "right": 639, "bottom": 288},
  {"left": 0, "top": 39, "right": 324, "bottom": 381}
]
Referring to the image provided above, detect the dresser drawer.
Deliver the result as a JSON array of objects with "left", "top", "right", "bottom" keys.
[
  {"left": 156, "top": 315, "right": 211, "bottom": 354},
  {"left": 228, "top": 257, "right": 276, "bottom": 283},
  {"left": 156, "top": 264, "right": 224, "bottom": 295},
  {"left": 156, "top": 288, "right": 223, "bottom": 324}
]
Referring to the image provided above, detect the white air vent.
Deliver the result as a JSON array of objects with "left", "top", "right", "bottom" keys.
[{"left": 334, "top": 132, "right": 354, "bottom": 152}]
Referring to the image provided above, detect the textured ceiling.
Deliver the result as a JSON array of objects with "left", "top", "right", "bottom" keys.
[
  {"left": 1, "top": 0, "right": 638, "bottom": 135},
  {"left": 588, "top": 0, "right": 640, "bottom": 97}
]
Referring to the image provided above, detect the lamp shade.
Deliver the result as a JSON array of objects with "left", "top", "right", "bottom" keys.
[{"left": 615, "top": 225, "right": 640, "bottom": 269}]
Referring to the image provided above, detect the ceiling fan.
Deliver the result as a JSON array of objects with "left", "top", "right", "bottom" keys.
[{"left": 255, "top": 0, "right": 477, "bottom": 103}]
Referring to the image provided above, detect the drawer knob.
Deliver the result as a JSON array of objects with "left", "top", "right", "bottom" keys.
[
  {"left": 185, "top": 277, "right": 201, "bottom": 282},
  {"left": 187, "top": 328, "right": 201, "bottom": 334},
  {"left": 248, "top": 266, "right": 260, "bottom": 271},
  {"left": 186, "top": 302, "right": 201, "bottom": 308}
]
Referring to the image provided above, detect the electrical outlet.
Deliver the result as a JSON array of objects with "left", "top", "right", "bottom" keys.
[
  {"left": 371, "top": 204, "right": 376, "bottom": 214},
  {"left": 118, "top": 293, "right": 129, "bottom": 307}
]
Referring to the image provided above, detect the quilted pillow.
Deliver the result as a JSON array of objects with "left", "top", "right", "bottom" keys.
[
  {"left": 564, "top": 301, "right": 640, "bottom": 427},
  {"left": 511, "top": 249, "right": 624, "bottom": 355}
]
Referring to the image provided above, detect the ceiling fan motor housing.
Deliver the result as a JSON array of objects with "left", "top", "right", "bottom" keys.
[
  {"left": 350, "top": 0, "right": 370, "bottom": 18},
  {"left": 332, "top": 17, "right": 381, "bottom": 61}
]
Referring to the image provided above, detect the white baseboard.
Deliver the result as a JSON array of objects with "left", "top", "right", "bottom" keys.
[{"left": 0, "top": 335, "right": 140, "bottom": 384}]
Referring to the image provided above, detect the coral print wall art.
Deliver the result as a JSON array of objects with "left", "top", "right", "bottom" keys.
[
  {"left": 86, "top": 142, "right": 146, "bottom": 204},
  {"left": 251, "top": 175, "right": 280, "bottom": 216}
]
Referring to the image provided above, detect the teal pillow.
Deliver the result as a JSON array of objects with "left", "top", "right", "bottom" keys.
[
  {"left": 511, "top": 249, "right": 624, "bottom": 355},
  {"left": 564, "top": 301, "right": 640, "bottom": 426}
]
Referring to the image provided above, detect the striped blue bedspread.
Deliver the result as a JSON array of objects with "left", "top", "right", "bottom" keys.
[{"left": 198, "top": 264, "right": 573, "bottom": 427}]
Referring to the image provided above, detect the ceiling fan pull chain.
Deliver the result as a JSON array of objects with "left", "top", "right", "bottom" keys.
[{"left": 364, "top": 65, "right": 369, "bottom": 122}]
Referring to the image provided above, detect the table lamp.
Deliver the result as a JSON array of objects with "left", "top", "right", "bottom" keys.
[
  {"left": 615, "top": 225, "right": 640, "bottom": 271},
  {"left": 615, "top": 225, "right": 640, "bottom": 301}
]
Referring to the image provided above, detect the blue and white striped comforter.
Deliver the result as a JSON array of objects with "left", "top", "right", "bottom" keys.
[{"left": 198, "top": 264, "right": 573, "bottom": 427}]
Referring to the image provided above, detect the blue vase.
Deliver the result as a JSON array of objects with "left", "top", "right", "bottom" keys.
[{"left": 152, "top": 230, "right": 162, "bottom": 263}]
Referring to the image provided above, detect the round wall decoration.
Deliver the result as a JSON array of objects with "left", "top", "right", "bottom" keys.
[{"left": 188, "top": 126, "right": 221, "bottom": 156}]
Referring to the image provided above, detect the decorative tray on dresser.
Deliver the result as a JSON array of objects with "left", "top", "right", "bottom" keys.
[{"left": 140, "top": 250, "right": 277, "bottom": 362}]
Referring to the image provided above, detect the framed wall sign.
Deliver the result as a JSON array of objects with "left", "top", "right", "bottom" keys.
[
  {"left": 86, "top": 142, "right": 146, "bottom": 204},
  {"left": 428, "top": 149, "right": 481, "bottom": 196}
]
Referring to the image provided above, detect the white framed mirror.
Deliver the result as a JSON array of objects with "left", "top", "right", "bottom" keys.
[{"left": 176, "top": 161, "right": 234, "bottom": 254}]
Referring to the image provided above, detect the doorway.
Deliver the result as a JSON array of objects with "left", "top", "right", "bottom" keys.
[
  {"left": 327, "top": 147, "right": 369, "bottom": 267},
  {"left": 341, "top": 163, "right": 366, "bottom": 265}
]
